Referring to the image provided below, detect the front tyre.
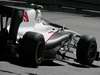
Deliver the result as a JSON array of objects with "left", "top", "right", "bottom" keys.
[
  {"left": 19, "top": 32, "right": 45, "bottom": 66},
  {"left": 76, "top": 35, "right": 97, "bottom": 65}
]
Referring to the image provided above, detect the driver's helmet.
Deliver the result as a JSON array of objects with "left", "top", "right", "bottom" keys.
[{"left": 35, "top": 9, "right": 42, "bottom": 23}]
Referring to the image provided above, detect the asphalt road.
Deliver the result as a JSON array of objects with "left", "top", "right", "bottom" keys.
[{"left": 1, "top": 9, "right": 100, "bottom": 75}]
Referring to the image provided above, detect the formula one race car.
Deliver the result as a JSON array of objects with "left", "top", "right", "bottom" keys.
[{"left": 0, "top": 1, "right": 98, "bottom": 66}]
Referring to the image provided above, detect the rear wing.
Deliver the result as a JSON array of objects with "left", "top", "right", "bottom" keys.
[{"left": 0, "top": 2, "right": 23, "bottom": 40}]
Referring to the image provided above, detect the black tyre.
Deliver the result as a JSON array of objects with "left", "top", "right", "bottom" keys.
[
  {"left": 0, "top": 29, "right": 8, "bottom": 60},
  {"left": 19, "top": 32, "right": 45, "bottom": 66},
  {"left": 76, "top": 35, "right": 97, "bottom": 65}
]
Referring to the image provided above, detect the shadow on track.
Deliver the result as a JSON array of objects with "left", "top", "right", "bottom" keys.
[
  {"left": 5, "top": 59, "right": 63, "bottom": 68},
  {"left": 5, "top": 59, "right": 38, "bottom": 68},
  {"left": 40, "top": 60, "right": 64, "bottom": 66},
  {"left": 2, "top": 56, "right": 100, "bottom": 69},
  {"left": 61, "top": 58, "right": 100, "bottom": 68},
  {"left": 7, "top": 53, "right": 100, "bottom": 68}
]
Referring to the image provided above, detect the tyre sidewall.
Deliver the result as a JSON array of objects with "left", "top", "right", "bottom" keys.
[
  {"left": 18, "top": 32, "right": 45, "bottom": 66},
  {"left": 76, "top": 35, "right": 97, "bottom": 65}
]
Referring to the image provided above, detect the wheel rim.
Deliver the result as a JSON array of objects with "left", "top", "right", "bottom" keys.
[{"left": 88, "top": 42, "right": 96, "bottom": 63}]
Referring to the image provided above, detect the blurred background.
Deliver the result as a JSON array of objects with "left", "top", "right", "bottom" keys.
[{"left": 11, "top": 0, "right": 100, "bottom": 11}]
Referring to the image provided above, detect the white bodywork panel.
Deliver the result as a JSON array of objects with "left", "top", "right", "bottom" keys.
[{"left": 18, "top": 9, "right": 59, "bottom": 42}]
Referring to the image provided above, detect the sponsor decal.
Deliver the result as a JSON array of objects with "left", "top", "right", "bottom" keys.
[{"left": 23, "top": 11, "right": 29, "bottom": 22}]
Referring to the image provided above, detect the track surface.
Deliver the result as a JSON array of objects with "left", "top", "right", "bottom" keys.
[{"left": 1, "top": 9, "right": 100, "bottom": 75}]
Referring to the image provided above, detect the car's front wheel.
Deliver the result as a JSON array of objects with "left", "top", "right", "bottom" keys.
[
  {"left": 19, "top": 32, "right": 45, "bottom": 67},
  {"left": 76, "top": 35, "right": 97, "bottom": 65}
]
